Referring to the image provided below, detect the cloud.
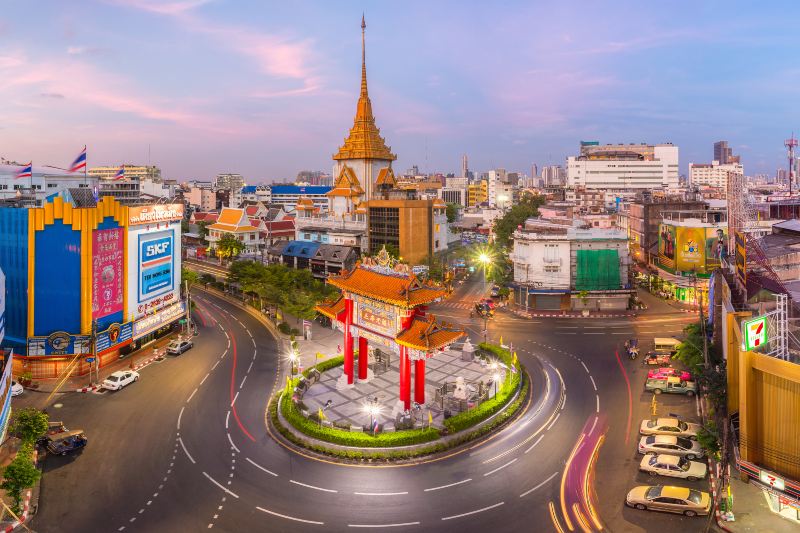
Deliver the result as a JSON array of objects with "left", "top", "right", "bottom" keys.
[
  {"left": 109, "top": 0, "right": 212, "bottom": 15},
  {"left": 39, "top": 92, "right": 65, "bottom": 99},
  {"left": 66, "top": 45, "right": 104, "bottom": 56}
]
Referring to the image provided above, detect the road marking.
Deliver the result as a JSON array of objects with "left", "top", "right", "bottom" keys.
[
  {"left": 251, "top": 338, "right": 256, "bottom": 348},
  {"left": 483, "top": 458, "right": 517, "bottom": 477},
  {"left": 200, "top": 373, "right": 210, "bottom": 386},
  {"left": 580, "top": 361, "right": 589, "bottom": 373},
  {"left": 424, "top": 478, "right": 472, "bottom": 492},
  {"left": 256, "top": 506, "right": 323, "bottom": 525},
  {"left": 187, "top": 388, "right": 198, "bottom": 403},
  {"left": 585, "top": 332, "right": 603, "bottom": 335},
  {"left": 245, "top": 457, "right": 278, "bottom": 477},
  {"left": 441, "top": 502, "right": 504, "bottom": 521},
  {"left": 524, "top": 435, "right": 544, "bottom": 454},
  {"left": 590, "top": 375, "right": 597, "bottom": 391},
  {"left": 353, "top": 491, "right": 408, "bottom": 496},
  {"left": 239, "top": 375, "right": 247, "bottom": 389},
  {"left": 225, "top": 410, "right": 230, "bottom": 429},
  {"left": 179, "top": 437, "right": 195, "bottom": 464},
  {"left": 203, "top": 472, "right": 239, "bottom": 498},
  {"left": 589, "top": 415, "right": 599, "bottom": 436},
  {"left": 596, "top": 394, "right": 600, "bottom": 413},
  {"left": 212, "top": 360, "right": 220, "bottom": 371},
  {"left": 231, "top": 391, "right": 239, "bottom": 406},
  {"left": 177, "top": 407, "right": 184, "bottom": 430},
  {"left": 227, "top": 432, "right": 240, "bottom": 453},
  {"left": 348, "top": 523, "right": 420, "bottom": 528},
  {"left": 546, "top": 412, "right": 561, "bottom": 431},
  {"left": 556, "top": 332, "right": 577, "bottom": 335},
  {"left": 247, "top": 361, "right": 254, "bottom": 373},
  {"left": 519, "top": 471, "right": 560, "bottom": 498},
  {"left": 289, "top": 480, "right": 338, "bottom": 493}
]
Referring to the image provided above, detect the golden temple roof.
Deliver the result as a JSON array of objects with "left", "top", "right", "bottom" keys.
[
  {"left": 375, "top": 167, "right": 397, "bottom": 188},
  {"left": 333, "top": 16, "right": 396, "bottom": 163},
  {"left": 395, "top": 315, "right": 465, "bottom": 351},
  {"left": 327, "top": 165, "right": 365, "bottom": 197},
  {"left": 327, "top": 265, "right": 446, "bottom": 308}
]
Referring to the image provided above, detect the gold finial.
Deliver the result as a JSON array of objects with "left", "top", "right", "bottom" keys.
[{"left": 361, "top": 14, "right": 368, "bottom": 97}]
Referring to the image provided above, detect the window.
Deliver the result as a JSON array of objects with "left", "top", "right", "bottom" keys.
[
  {"left": 47, "top": 183, "right": 58, "bottom": 188},
  {"left": 544, "top": 265, "right": 560, "bottom": 273}
]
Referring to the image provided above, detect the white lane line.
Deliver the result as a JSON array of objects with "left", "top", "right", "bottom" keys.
[
  {"left": 348, "top": 523, "right": 420, "bottom": 528},
  {"left": 596, "top": 394, "right": 600, "bottom": 413},
  {"left": 227, "top": 340, "right": 231, "bottom": 349},
  {"left": 585, "top": 332, "right": 603, "bottom": 335},
  {"left": 556, "top": 332, "right": 577, "bottom": 335},
  {"left": 580, "top": 361, "right": 589, "bottom": 373},
  {"left": 424, "top": 478, "right": 472, "bottom": 492},
  {"left": 483, "top": 458, "right": 517, "bottom": 477},
  {"left": 225, "top": 410, "right": 230, "bottom": 429},
  {"left": 353, "top": 491, "right": 408, "bottom": 496},
  {"left": 177, "top": 407, "right": 184, "bottom": 430},
  {"left": 589, "top": 415, "right": 599, "bottom": 436},
  {"left": 231, "top": 391, "right": 240, "bottom": 406},
  {"left": 246, "top": 457, "right": 278, "bottom": 477},
  {"left": 187, "top": 388, "right": 198, "bottom": 403},
  {"left": 227, "top": 432, "right": 240, "bottom": 453},
  {"left": 289, "top": 480, "right": 338, "bottom": 493},
  {"left": 203, "top": 472, "right": 239, "bottom": 498},
  {"left": 590, "top": 375, "right": 597, "bottom": 391},
  {"left": 519, "top": 471, "right": 560, "bottom": 498},
  {"left": 256, "top": 506, "right": 323, "bottom": 525},
  {"left": 200, "top": 373, "right": 210, "bottom": 386},
  {"left": 212, "top": 360, "right": 220, "bottom": 371},
  {"left": 239, "top": 375, "right": 248, "bottom": 389},
  {"left": 179, "top": 438, "right": 195, "bottom": 464},
  {"left": 546, "top": 412, "right": 561, "bottom": 431},
  {"left": 441, "top": 502, "right": 504, "bottom": 521},
  {"left": 524, "top": 435, "right": 544, "bottom": 454},
  {"left": 251, "top": 338, "right": 256, "bottom": 348},
  {"left": 247, "top": 361, "right": 254, "bottom": 373}
]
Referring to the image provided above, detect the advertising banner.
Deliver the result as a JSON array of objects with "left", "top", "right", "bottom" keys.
[
  {"left": 128, "top": 204, "right": 184, "bottom": 226},
  {"left": 27, "top": 332, "right": 91, "bottom": 356},
  {"left": 133, "top": 301, "right": 185, "bottom": 339},
  {"left": 735, "top": 231, "right": 747, "bottom": 286},
  {"left": 92, "top": 228, "right": 124, "bottom": 320},
  {"left": 95, "top": 322, "right": 133, "bottom": 353},
  {"left": 658, "top": 223, "right": 677, "bottom": 270},
  {"left": 675, "top": 226, "right": 705, "bottom": 273},
  {"left": 139, "top": 231, "right": 174, "bottom": 302},
  {"left": 704, "top": 227, "right": 728, "bottom": 271}
]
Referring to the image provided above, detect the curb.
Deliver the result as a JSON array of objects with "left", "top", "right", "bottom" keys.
[
  {"left": 510, "top": 309, "right": 638, "bottom": 319},
  {"left": 2, "top": 450, "right": 37, "bottom": 532},
  {"left": 73, "top": 352, "right": 166, "bottom": 393}
]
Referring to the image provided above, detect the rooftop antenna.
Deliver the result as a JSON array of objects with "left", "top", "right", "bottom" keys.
[{"left": 785, "top": 133, "right": 797, "bottom": 195}]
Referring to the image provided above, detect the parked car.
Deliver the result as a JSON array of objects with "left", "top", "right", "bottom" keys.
[
  {"left": 647, "top": 367, "right": 691, "bottom": 381},
  {"left": 645, "top": 376, "right": 697, "bottom": 396},
  {"left": 638, "top": 435, "right": 705, "bottom": 460},
  {"left": 167, "top": 340, "right": 193, "bottom": 355},
  {"left": 37, "top": 421, "right": 69, "bottom": 445},
  {"left": 639, "top": 454, "right": 707, "bottom": 481},
  {"left": 643, "top": 351, "right": 671, "bottom": 366},
  {"left": 626, "top": 485, "right": 711, "bottom": 517},
  {"left": 10, "top": 381, "right": 23, "bottom": 397},
  {"left": 102, "top": 370, "right": 139, "bottom": 391},
  {"left": 46, "top": 430, "right": 88, "bottom": 456},
  {"left": 639, "top": 417, "right": 701, "bottom": 440}
]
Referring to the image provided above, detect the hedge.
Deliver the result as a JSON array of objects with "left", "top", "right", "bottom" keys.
[{"left": 443, "top": 343, "right": 521, "bottom": 433}]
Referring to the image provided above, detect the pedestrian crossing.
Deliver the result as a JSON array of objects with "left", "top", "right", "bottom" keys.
[{"left": 431, "top": 301, "right": 476, "bottom": 310}]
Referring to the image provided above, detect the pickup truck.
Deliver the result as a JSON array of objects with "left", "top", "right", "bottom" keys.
[{"left": 645, "top": 376, "right": 697, "bottom": 396}]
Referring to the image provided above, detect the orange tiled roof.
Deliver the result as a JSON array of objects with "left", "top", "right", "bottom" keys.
[
  {"left": 395, "top": 314, "right": 464, "bottom": 351},
  {"left": 315, "top": 297, "right": 347, "bottom": 320},
  {"left": 217, "top": 207, "right": 245, "bottom": 226},
  {"left": 297, "top": 197, "right": 315, "bottom": 209},
  {"left": 327, "top": 266, "right": 446, "bottom": 308},
  {"left": 375, "top": 167, "right": 397, "bottom": 187},
  {"left": 327, "top": 166, "right": 364, "bottom": 197},
  {"left": 208, "top": 222, "right": 259, "bottom": 233}
]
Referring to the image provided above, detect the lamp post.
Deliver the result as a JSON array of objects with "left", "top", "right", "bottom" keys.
[
  {"left": 478, "top": 252, "right": 490, "bottom": 291},
  {"left": 492, "top": 372, "right": 501, "bottom": 397},
  {"left": 364, "top": 397, "right": 381, "bottom": 435},
  {"left": 288, "top": 351, "right": 298, "bottom": 379}
]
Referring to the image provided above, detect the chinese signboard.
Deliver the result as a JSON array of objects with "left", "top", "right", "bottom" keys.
[
  {"left": 743, "top": 315, "right": 767, "bottom": 351},
  {"left": 128, "top": 204, "right": 184, "bottom": 226},
  {"left": 356, "top": 301, "right": 396, "bottom": 337},
  {"left": 132, "top": 301, "right": 185, "bottom": 339},
  {"left": 139, "top": 231, "right": 174, "bottom": 302},
  {"left": 96, "top": 322, "right": 133, "bottom": 353},
  {"left": 92, "top": 228, "right": 124, "bottom": 320}
]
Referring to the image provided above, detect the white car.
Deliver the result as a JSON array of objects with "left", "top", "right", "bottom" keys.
[
  {"left": 639, "top": 454, "right": 707, "bottom": 481},
  {"left": 10, "top": 381, "right": 23, "bottom": 397},
  {"left": 638, "top": 435, "right": 705, "bottom": 460},
  {"left": 102, "top": 370, "right": 139, "bottom": 391},
  {"left": 166, "top": 340, "right": 193, "bottom": 355},
  {"left": 639, "top": 417, "right": 701, "bottom": 440}
]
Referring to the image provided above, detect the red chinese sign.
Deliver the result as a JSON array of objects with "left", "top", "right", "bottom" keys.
[
  {"left": 359, "top": 305, "right": 396, "bottom": 335},
  {"left": 92, "top": 228, "right": 124, "bottom": 320}
]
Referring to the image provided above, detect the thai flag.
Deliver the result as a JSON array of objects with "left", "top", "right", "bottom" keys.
[
  {"left": 69, "top": 146, "right": 87, "bottom": 173},
  {"left": 113, "top": 166, "right": 125, "bottom": 180},
  {"left": 372, "top": 418, "right": 380, "bottom": 434},
  {"left": 15, "top": 162, "right": 32, "bottom": 179}
]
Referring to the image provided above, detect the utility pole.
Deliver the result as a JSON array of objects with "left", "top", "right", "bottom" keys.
[
  {"left": 185, "top": 280, "right": 191, "bottom": 338},
  {"left": 91, "top": 319, "right": 98, "bottom": 385},
  {"left": 693, "top": 269, "right": 709, "bottom": 369}
]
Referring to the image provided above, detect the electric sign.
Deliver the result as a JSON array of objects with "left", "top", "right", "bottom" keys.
[
  {"left": 139, "top": 231, "right": 174, "bottom": 302},
  {"left": 743, "top": 315, "right": 767, "bottom": 351}
]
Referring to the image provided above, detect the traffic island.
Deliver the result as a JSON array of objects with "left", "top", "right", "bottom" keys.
[{"left": 267, "top": 342, "right": 531, "bottom": 463}]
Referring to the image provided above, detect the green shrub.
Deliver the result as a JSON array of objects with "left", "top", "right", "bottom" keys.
[{"left": 277, "top": 322, "right": 291, "bottom": 335}]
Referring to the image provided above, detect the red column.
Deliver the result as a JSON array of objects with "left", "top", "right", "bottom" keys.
[
  {"left": 343, "top": 298, "right": 354, "bottom": 384},
  {"left": 399, "top": 346, "right": 410, "bottom": 410},
  {"left": 358, "top": 336, "right": 368, "bottom": 380},
  {"left": 414, "top": 357, "right": 426, "bottom": 405}
]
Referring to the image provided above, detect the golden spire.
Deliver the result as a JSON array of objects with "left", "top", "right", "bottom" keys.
[{"left": 333, "top": 15, "right": 396, "bottom": 162}]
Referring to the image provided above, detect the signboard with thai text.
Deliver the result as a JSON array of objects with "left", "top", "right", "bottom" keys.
[
  {"left": 128, "top": 204, "right": 184, "bottom": 226},
  {"left": 27, "top": 332, "right": 91, "bottom": 356},
  {"left": 96, "top": 322, "right": 133, "bottom": 353},
  {"left": 133, "top": 301, "right": 185, "bottom": 339}
]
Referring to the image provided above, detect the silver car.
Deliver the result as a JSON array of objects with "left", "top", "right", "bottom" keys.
[
  {"left": 639, "top": 454, "right": 707, "bottom": 481},
  {"left": 639, "top": 417, "right": 701, "bottom": 440},
  {"left": 637, "top": 435, "right": 704, "bottom": 460}
]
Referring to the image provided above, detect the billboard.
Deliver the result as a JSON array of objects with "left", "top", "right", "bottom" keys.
[
  {"left": 96, "top": 322, "right": 133, "bottom": 353},
  {"left": 659, "top": 223, "right": 727, "bottom": 275},
  {"left": 27, "top": 332, "right": 91, "bottom": 356},
  {"left": 658, "top": 224, "right": 677, "bottom": 270},
  {"left": 139, "top": 231, "right": 174, "bottom": 302},
  {"left": 735, "top": 231, "right": 747, "bottom": 286},
  {"left": 132, "top": 301, "right": 185, "bottom": 339},
  {"left": 743, "top": 315, "right": 767, "bottom": 351},
  {"left": 128, "top": 203, "right": 184, "bottom": 226},
  {"left": 92, "top": 228, "right": 124, "bottom": 321}
]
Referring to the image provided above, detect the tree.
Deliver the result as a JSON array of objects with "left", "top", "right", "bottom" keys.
[
  {"left": 196, "top": 220, "right": 210, "bottom": 242},
  {"left": 216, "top": 233, "right": 246, "bottom": 261},
  {"left": 1, "top": 443, "right": 40, "bottom": 514},
  {"left": 180, "top": 219, "right": 190, "bottom": 235},
  {"left": 445, "top": 203, "right": 460, "bottom": 224},
  {"left": 10, "top": 408, "right": 49, "bottom": 445},
  {"left": 181, "top": 267, "right": 199, "bottom": 291},
  {"left": 492, "top": 195, "right": 545, "bottom": 249},
  {"left": 673, "top": 322, "right": 705, "bottom": 375}
]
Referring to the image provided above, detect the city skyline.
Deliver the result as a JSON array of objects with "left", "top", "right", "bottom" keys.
[{"left": 2, "top": 1, "right": 800, "bottom": 181}]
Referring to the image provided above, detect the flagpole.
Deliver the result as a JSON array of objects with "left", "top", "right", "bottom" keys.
[
  {"left": 83, "top": 145, "right": 87, "bottom": 187},
  {"left": 29, "top": 161, "right": 33, "bottom": 201}
]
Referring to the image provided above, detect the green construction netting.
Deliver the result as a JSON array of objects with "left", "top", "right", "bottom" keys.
[{"left": 575, "top": 249, "right": 621, "bottom": 291}]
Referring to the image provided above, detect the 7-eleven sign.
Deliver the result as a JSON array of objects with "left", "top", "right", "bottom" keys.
[{"left": 743, "top": 316, "right": 768, "bottom": 351}]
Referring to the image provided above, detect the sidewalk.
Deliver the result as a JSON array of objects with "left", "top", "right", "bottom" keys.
[{"left": 717, "top": 475, "right": 799, "bottom": 532}]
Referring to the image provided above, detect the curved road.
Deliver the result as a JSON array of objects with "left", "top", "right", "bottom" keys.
[{"left": 30, "top": 277, "right": 700, "bottom": 532}]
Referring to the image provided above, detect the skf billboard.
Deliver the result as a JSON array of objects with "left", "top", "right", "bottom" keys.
[{"left": 127, "top": 223, "right": 182, "bottom": 321}]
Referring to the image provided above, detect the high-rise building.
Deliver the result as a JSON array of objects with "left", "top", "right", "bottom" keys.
[
  {"left": 461, "top": 154, "right": 469, "bottom": 179},
  {"left": 567, "top": 142, "right": 679, "bottom": 190},
  {"left": 542, "top": 165, "right": 566, "bottom": 187},
  {"left": 713, "top": 140, "right": 739, "bottom": 165},
  {"left": 689, "top": 160, "right": 744, "bottom": 189},
  {"left": 215, "top": 173, "right": 245, "bottom": 191}
]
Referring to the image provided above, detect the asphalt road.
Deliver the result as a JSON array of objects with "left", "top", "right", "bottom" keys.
[{"left": 25, "top": 275, "right": 706, "bottom": 532}]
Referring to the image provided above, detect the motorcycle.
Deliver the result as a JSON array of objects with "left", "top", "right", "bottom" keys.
[{"left": 625, "top": 339, "right": 639, "bottom": 360}]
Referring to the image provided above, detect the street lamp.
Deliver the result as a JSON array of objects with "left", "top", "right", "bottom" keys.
[
  {"left": 288, "top": 351, "right": 298, "bottom": 379},
  {"left": 363, "top": 398, "right": 381, "bottom": 434},
  {"left": 492, "top": 372, "right": 501, "bottom": 397}
]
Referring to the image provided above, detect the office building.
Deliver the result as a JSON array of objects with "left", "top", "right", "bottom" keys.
[
  {"left": 89, "top": 165, "right": 161, "bottom": 182},
  {"left": 567, "top": 142, "right": 680, "bottom": 190},
  {"left": 0, "top": 164, "right": 96, "bottom": 206},
  {"left": 713, "top": 140, "right": 740, "bottom": 165},
  {"left": 689, "top": 160, "right": 744, "bottom": 189},
  {"left": 215, "top": 173, "right": 245, "bottom": 191}
]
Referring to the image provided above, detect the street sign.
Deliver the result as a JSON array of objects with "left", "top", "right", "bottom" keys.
[
  {"left": 743, "top": 315, "right": 767, "bottom": 351},
  {"left": 759, "top": 470, "right": 785, "bottom": 491},
  {"left": 86, "top": 357, "right": 95, "bottom": 363}
]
